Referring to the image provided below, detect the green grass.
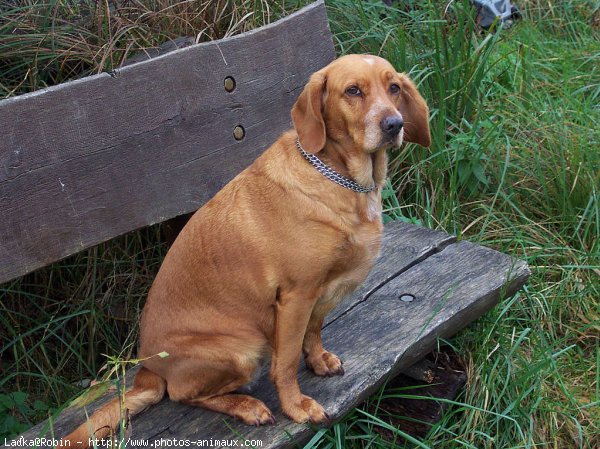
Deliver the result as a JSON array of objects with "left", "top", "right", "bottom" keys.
[
  {"left": 1, "top": 0, "right": 599, "bottom": 447},
  {"left": 324, "top": 0, "right": 599, "bottom": 447}
]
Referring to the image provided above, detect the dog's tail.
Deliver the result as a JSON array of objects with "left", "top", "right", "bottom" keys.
[{"left": 58, "top": 367, "right": 166, "bottom": 449}]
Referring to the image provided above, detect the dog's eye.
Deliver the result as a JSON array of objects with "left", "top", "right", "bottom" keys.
[
  {"left": 345, "top": 86, "right": 361, "bottom": 96},
  {"left": 390, "top": 83, "right": 401, "bottom": 95}
]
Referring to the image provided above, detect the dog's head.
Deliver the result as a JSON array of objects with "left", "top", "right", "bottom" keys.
[{"left": 292, "top": 54, "right": 430, "bottom": 154}]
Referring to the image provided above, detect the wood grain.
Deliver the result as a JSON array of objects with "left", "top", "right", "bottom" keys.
[
  {"left": 0, "top": 0, "right": 335, "bottom": 284},
  {"left": 10, "top": 222, "right": 530, "bottom": 449}
]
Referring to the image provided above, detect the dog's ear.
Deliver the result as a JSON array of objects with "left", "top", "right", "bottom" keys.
[
  {"left": 398, "top": 74, "right": 431, "bottom": 148},
  {"left": 291, "top": 71, "right": 327, "bottom": 153}
]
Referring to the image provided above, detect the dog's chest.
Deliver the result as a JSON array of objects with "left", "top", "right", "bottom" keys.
[
  {"left": 347, "top": 220, "right": 382, "bottom": 261},
  {"left": 365, "top": 191, "right": 382, "bottom": 222},
  {"left": 320, "top": 220, "right": 383, "bottom": 306}
]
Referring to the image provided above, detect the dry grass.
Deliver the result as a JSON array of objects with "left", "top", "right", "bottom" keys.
[{"left": 0, "top": 0, "right": 293, "bottom": 97}]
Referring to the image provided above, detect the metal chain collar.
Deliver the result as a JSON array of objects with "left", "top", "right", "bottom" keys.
[{"left": 295, "top": 138, "right": 376, "bottom": 193}]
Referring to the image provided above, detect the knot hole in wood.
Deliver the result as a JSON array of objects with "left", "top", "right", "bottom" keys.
[{"left": 399, "top": 294, "right": 415, "bottom": 303}]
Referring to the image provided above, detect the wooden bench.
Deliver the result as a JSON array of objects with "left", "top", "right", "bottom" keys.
[{"left": 1, "top": 1, "right": 530, "bottom": 447}]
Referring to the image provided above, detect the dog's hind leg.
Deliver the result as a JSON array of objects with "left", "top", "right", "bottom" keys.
[{"left": 162, "top": 341, "right": 274, "bottom": 426}]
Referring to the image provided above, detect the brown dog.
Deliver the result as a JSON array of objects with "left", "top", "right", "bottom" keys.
[{"left": 61, "top": 54, "right": 430, "bottom": 447}]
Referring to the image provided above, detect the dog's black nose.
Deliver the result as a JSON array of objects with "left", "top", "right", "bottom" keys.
[{"left": 380, "top": 116, "right": 404, "bottom": 137}]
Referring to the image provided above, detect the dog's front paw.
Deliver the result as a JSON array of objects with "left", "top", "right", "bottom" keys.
[
  {"left": 282, "top": 394, "right": 329, "bottom": 424},
  {"left": 305, "top": 351, "right": 344, "bottom": 377}
]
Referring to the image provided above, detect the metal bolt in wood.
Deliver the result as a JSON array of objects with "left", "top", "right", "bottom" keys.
[
  {"left": 224, "top": 76, "right": 236, "bottom": 92},
  {"left": 233, "top": 125, "right": 245, "bottom": 140}
]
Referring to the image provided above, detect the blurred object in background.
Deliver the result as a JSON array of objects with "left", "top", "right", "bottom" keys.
[{"left": 472, "top": 0, "right": 522, "bottom": 29}]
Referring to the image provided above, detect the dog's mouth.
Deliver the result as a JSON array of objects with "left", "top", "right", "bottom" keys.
[
  {"left": 370, "top": 129, "right": 403, "bottom": 152},
  {"left": 390, "top": 127, "right": 404, "bottom": 147}
]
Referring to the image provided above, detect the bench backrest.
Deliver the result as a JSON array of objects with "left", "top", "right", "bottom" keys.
[{"left": 0, "top": 0, "right": 335, "bottom": 284}]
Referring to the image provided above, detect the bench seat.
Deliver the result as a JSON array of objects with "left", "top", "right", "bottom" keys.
[{"left": 13, "top": 221, "right": 529, "bottom": 448}]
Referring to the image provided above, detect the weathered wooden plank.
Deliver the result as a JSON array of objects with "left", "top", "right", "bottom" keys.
[
  {"left": 11, "top": 224, "right": 529, "bottom": 448},
  {"left": 149, "top": 240, "right": 529, "bottom": 448},
  {"left": 13, "top": 221, "right": 448, "bottom": 447},
  {"left": 0, "top": 0, "right": 335, "bottom": 284}
]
